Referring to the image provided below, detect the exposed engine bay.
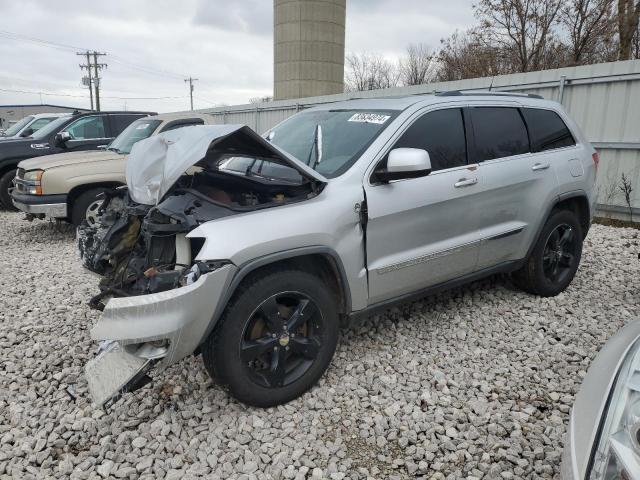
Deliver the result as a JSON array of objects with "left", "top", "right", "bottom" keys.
[{"left": 78, "top": 126, "right": 324, "bottom": 309}]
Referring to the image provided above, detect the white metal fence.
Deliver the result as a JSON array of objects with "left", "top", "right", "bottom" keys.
[{"left": 194, "top": 60, "right": 640, "bottom": 219}]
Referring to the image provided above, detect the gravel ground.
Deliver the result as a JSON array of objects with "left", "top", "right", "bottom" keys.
[{"left": 0, "top": 210, "right": 638, "bottom": 480}]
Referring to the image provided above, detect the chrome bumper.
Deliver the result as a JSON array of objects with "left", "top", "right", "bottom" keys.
[
  {"left": 12, "top": 199, "right": 67, "bottom": 218},
  {"left": 85, "top": 264, "right": 237, "bottom": 406}
]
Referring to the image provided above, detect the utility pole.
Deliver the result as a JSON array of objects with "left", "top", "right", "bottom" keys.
[
  {"left": 92, "top": 52, "right": 107, "bottom": 112},
  {"left": 77, "top": 51, "right": 94, "bottom": 110},
  {"left": 184, "top": 76, "right": 198, "bottom": 110}
]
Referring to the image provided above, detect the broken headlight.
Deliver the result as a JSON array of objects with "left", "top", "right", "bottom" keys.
[
  {"left": 589, "top": 338, "right": 640, "bottom": 479},
  {"left": 179, "top": 260, "right": 230, "bottom": 286}
]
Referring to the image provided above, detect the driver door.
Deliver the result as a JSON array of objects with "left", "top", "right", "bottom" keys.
[
  {"left": 364, "top": 107, "right": 483, "bottom": 305},
  {"left": 63, "top": 115, "right": 112, "bottom": 151}
]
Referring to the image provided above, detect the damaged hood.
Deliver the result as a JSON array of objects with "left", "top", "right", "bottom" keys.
[{"left": 126, "top": 124, "right": 327, "bottom": 205}]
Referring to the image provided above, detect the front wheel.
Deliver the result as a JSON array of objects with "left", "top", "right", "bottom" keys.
[
  {"left": 202, "top": 268, "right": 339, "bottom": 407},
  {"left": 512, "top": 209, "right": 583, "bottom": 297},
  {"left": 0, "top": 169, "right": 17, "bottom": 210},
  {"left": 71, "top": 188, "right": 108, "bottom": 226}
]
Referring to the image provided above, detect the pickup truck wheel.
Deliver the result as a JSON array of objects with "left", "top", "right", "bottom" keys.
[
  {"left": 202, "top": 268, "right": 339, "bottom": 407},
  {"left": 0, "top": 169, "right": 17, "bottom": 210},
  {"left": 512, "top": 210, "right": 583, "bottom": 297},
  {"left": 71, "top": 189, "right": 107, "bottom": 226}
]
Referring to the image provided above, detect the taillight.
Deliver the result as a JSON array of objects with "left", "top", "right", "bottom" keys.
[{"left": 592, "top": 151, "right": 600, "bottom": 172}]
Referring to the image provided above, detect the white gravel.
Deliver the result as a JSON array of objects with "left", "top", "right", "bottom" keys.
[{"left": 0, "top": 210, "right": 638, "bottom": 480}]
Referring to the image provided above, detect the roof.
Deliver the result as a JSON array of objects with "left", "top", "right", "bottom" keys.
[
  {"left": 148, "top": 112, "right": 212, "bottom": 121},
  {"left": 0, "top": 104, "right": 91, "bottom": 110},
  {"left": 308, "top": 90, "right": 552, "bottom": 113}
]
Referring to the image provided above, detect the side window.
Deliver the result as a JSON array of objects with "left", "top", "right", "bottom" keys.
[
  {"left": 471, "top": 107, "right": 529, "bottom": 161},
  {"left": 391, "top": 108, "right": 467, "bottom": 172},
  {"left": 65, "top": 116, "right": 106, "bottom": 139},
  {"left": 522, "top": 108, "right": 575, "bottom": 152},
  {"left": 110, "top": 114, "right": 147, "bottom": 136},
  {"left": 160, "top": 119, "right": 205, "bottom": 133}
]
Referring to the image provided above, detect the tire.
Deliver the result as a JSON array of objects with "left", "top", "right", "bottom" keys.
[
  {"left": 0, "top": 169, "right": 17, "bottom": 211},
  {"left": 202, "top": 268, "right": 340, "bottom": 407},
  {"left": 71, "top": 189, "right": 108, "bottom": 226},
  {"left": 512, "top": 209, "right": 583, "bottom": 297}
]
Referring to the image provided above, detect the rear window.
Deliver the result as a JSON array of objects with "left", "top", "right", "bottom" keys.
[
  {"left": 471, "top": 107, "right": 529, "bottom": 162},
  {"left": 522, "top": 108, "right": 575, "bottom": 152}
]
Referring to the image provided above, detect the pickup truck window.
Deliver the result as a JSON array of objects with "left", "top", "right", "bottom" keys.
[
  {"left": 66, "top": 116, "right": 106, "bottom": 140},
  {"left": 31, "top": 116, "right": 72, "bottom": 139},
  {"left": 107, "top": 119, "right": 162, "bottom": 154},
  {"left": 3, "top": 116, "right": 34, "bottom": 136}
]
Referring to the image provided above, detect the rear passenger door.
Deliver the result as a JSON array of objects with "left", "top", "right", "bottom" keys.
[
  {"left": 469, "top": 105, "right": 559, "bottom": 269},
  {"left": 364, "top": 107, "right": 482, "bottom": 304}
]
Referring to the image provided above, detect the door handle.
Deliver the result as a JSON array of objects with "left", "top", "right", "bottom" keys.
[
  {"left": 454, "top": 177, "right": 478, "bottom": 188},
  {"left": 532, "top": 163, "right": 550, "bottom": 171}
]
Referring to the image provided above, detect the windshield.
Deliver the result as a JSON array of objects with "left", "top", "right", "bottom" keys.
[
  {"left": 107, "top": 119, "right": 161, "bottom": 154},
  {"left": 268, "top": 109, "right": 397, "bottom": 178},
  {"left": 32, "top": 116, "right": 73, "bottom": 140},
  {"left": 3, "top": 116, "right": 34, "bottom": 137}
]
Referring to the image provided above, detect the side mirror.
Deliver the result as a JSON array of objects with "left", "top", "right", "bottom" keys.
[
  {"left": 374, "top": 148, "right": 432, "bottom": 183},
  {"left": 20, "top": 127, "right": 34, "bottom": 137},
  {"left": 54, "top": 131, "right": 72, "bottom": 147}
]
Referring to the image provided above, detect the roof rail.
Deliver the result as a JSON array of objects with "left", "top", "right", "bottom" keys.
[{"left": 434, "top": 90, "right": 544, "bottom": 100}]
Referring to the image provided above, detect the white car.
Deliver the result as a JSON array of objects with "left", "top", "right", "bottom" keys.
[
  {"left": 562, "top": 319, "right": 640, "bottom": 479},
  {"left": 0, "top": 112, "right": 72, "bottom": 139}
]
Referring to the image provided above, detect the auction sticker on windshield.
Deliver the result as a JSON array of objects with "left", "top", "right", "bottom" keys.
[{"left": 348, "top": 113, "right": 391, "bottom": 124}]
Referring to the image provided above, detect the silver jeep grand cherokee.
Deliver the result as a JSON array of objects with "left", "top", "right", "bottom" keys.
[{"left": 77, "top": 91, "right": 598, "bottom": 409}]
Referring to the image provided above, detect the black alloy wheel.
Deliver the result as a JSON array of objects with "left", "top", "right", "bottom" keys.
[
  {"left": 202, "top": 267, "right": 339, "bottom": 407},
  {"left": 541, "top": 223, "right": 578, "bottom": 284},
  {"left": 511, "top": 209, "right": 583, "bottom": 297},
  {"left": 240, "top": 292, "right": 323, "bottom": 388}
]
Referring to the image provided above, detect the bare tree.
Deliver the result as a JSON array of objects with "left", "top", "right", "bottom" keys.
[
  {"left": 475, "top": 0, "right": 563, "bottom": 72},
  {"left": 345, "top": 53, "right": 400, "bottom": 92},
  {"left": 618, "top": 0, "right": 640, "bottom": 59},
  {"left": 399, "top": 43, "right": 437, "bottom": 86},
  {"left": 435, "top": 29, "right": 510, "bottom": 81},
  {"left": 560, "top": 0, "right": 616, "bottom": 64},
  {"left": 620, "top": 172, "right": 634, "bottom": 221}
]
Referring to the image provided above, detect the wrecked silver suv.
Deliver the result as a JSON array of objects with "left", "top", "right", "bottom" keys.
[{"left": 79, "top": 94, "right": 597, "bottom": 408}]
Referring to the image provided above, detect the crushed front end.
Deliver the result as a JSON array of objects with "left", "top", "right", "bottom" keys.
[
  {"left": 78, "top": 188, "right": 237, "bottom": 408},
  {"left": 78, "top": 125, "right": 326, "bottom": 408}
]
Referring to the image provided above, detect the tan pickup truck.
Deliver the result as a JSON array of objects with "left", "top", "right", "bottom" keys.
[{"left": 12, "top": 112, "right": 214, "bottom": 225}]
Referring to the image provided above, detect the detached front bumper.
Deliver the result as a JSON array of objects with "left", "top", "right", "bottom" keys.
[
  {"left": 85, "top": 264, "right": 236, "bottom": 407},
  {"left": 11, "top": 192, "right": 68, "bottom": 218}
]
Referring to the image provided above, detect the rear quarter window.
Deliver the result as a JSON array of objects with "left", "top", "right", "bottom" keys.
[{"left": 522, "top": 108, "right": 576, "bottom": 152}]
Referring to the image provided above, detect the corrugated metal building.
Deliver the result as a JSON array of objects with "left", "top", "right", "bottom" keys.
[{"left": 190, "top": 60, "right": 640, "bottom": 218}]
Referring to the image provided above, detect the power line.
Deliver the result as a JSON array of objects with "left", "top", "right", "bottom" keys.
[
  {"left": 0, "top": 87, "right": 188, "bottom": 100},
  {"left": 0, "top": 30, "right": 84, "bottom": 52},
  {"left": 0, "top": 29, "right": 188, "bottom": 81}
]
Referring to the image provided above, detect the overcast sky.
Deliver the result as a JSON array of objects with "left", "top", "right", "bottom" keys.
[{"left": 0, "top": 0, "right": 475, "bottom": 113}]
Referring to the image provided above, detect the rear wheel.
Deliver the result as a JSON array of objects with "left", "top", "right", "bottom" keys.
[
  {"left": 202, "top": 268, "right": 339, "bottom": 407},
  {"left": 71, "top": 188, "right": 108, "bottom": 226},
  {"left": 512, "top": 209, "right": 583, "bottom": 296},
  {"left": 0, "top": 169, "right": 17, "bottom": 210}
]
